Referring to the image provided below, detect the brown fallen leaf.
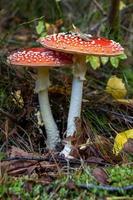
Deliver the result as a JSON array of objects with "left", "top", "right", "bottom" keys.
[
  {"left": 8, "top": 146, "right": 27, "bottom": 157},
  {"left": 66, "top": 180, "right": 77, "bottom": 190},
  {"left": 123, "top": 139, "right": 133, "bottom": 154},
  {"left": 35, "top": 175, "right": 54, "bottom": 185},
  {"left": 46, "top": 19, "right": 63, "bottom": 35},
  {"left": 49, "top": 85, "right": 71, "bottom": 95},
  {"left": 86, "top": 156, "right": 105, "bottom": 165},
  {"left": 8, "top": 146, "right": 36, "bottom": 158},
  {"left": 92, "top": 167, "right": 109, "bottom": 185},
  {"left": 3, "top": 147, "right": 40, "bottom": 176},
  {"left": 8, "top": 164, "right": 36, "bottom": 176},
  {"left": 1, "top": 146, "right": 61, "bottom": 177}
]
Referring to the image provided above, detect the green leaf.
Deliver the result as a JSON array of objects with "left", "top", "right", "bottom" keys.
[
  {"left": 36, "top": 20, "right": 46, "bottom": 37},
  {"left": 110, "top": 57, "right": 119, "bottom": 68},
  {"left": 0, "top": 152, "right": 6, "bottom": 160},
  {"left": 101, "top": 56, "right": 109, "bottom": 65},
  {"left": 86, "top": 56, "right": 100, "bottom": 70},
  {"left": 117, "top": 53, "right": 127, "bottom": 60}
]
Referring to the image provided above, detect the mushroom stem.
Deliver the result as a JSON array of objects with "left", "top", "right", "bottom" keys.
[
  {"left": 62, "top": 56, "right": 87, "bottom": 157},
  {"left": 35, "top": 67, "right": 60, "bottom": 149},
  {"left": 67, "top": 77, "right": 84, "bottom": 136},
  {"left": 67, "top": 56, "right": 87, "bottom": 136}
]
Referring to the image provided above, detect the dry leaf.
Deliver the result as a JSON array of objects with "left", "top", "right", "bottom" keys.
[
  {"left": 123, "top": 139, "right": 133, "bottom": 154},
  {"left": 12, "top": 90, "right": 24, "bottom": 108},
  {"left": 92, "top": 167, "right": 108, "bottom": 185},
  {"left": 113, "top": 129, "right": 133, "bottom": 155},
  {"left": 86, "top": 157, "right": 105, "bottom": 165},
  {"left": 106, "top": 75, "right": 127, "bottom": 99},
  {"left": 8, "top": 146, "right": 33, "bottom": 158},
  {"left": 49, "top": 85, "right": 71, "bottom": 95},
  {"left": 67, "top": 181, "right": 76, "bottom": 190}
]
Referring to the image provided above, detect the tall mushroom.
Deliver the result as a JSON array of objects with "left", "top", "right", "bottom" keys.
[
  {"left": 38, "top": 32, "right": 124, "bottom": 157},
  {"left": 7, "top": 47, "right": 73, "bottom": 149}
]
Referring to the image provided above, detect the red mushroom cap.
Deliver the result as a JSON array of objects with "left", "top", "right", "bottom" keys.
[
  {"left": 7, "top": 47, "right": 73, "bottom": 68},
  {"left": 38, "top": 32, "right": 124, "bottom": 56}
]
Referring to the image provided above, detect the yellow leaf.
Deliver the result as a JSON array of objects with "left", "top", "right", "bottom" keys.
[
  {"left": 113, "top": 129, "right": 133, "bottom": 155},
  {"left": 106, "top": 76, "right": 127, "bottom": 99},
  {"left": 119, "top": 1, "right": 126, "bottom": 10},
  {"left": 12, "top": 90, "right": 24, "bottom": 108},
  {"left": 116, "top": 99, "right": 133, "bottom": 105}
]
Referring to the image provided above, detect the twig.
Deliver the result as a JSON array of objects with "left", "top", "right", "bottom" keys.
[
  {"left": 90, "top": 3, "right": 132, "bottom": 34},
  {"left": 1, "top": 156, "right": 77, "bottom": 162},
  {"left": 78, "top": 183, "right": 133, "bottom": 192},
  {"left": 90, "top": 17, "right": 107, "bottom": 33},
  {"left": 121, "top": 25, "right": 133, "bottom": 34},
  {"left": 98, "top": 108, "right": 133, "bottom": 123},
  {"left": 92, "top": 0, "right": 106, "bottom": 16},
  {"left": 120, "top": 3, "right": 133, "bottom": 16},
  {"left": 0, "top": 108, "right": 17, "bottom": 122},
  {"left": 1, "top": 156, "right": 109, "bottom": 166}
]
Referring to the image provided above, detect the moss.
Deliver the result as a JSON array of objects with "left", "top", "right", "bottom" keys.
[
  {"left": 0, "top": 165, "right": 133, "bottom": 199},
  {"left": 107, "top": 165, "right": 133, "bottom": 187}
]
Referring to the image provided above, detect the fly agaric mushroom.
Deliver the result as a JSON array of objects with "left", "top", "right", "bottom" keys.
[
  {"left": 7, "top": 47, "right": 73, "bottom": 149},
  {"left": 38, "top": 32, "right": 124, "bottom": 157}
]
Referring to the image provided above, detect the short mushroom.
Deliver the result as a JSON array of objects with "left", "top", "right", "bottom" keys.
[
  {"left": 38, "top": 32, "right": 124, "bottom": 157},
  {"left": 7, "top": 47, "right": 73, "bottom": 149}
]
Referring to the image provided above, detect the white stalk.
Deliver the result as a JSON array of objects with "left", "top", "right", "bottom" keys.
[
  {"left": 61, "top": 55, "right": 87, "bottom": 157},
  {"left": 67, "top": 77, "right": 83, "bottom": 136},
  {"left": 35, "top": 67, "right": 60, "bottom": 149}
]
